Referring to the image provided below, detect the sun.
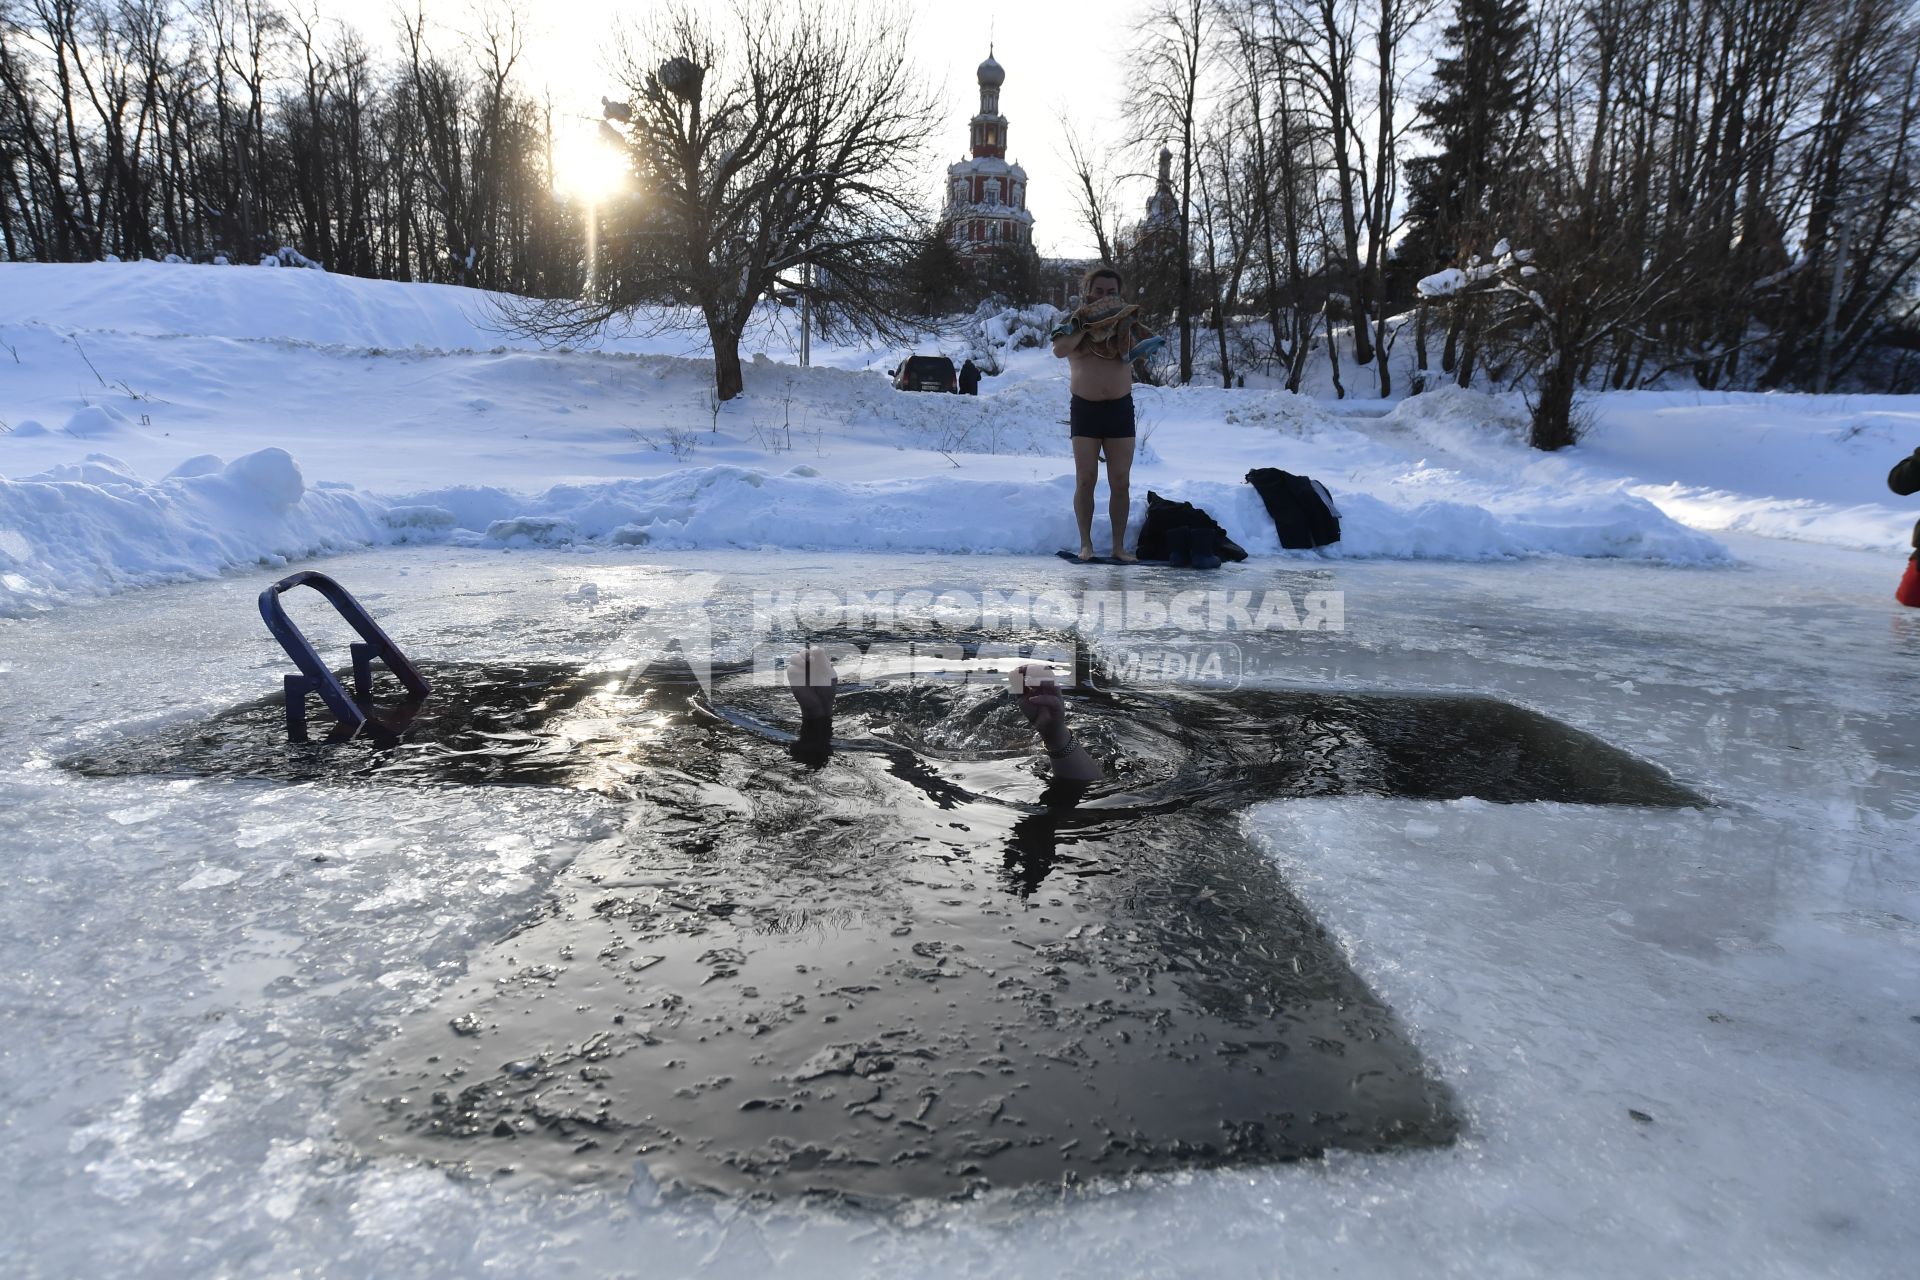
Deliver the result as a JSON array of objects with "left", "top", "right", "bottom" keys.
[{"left": 553, "top": 124, "right": 633, "bottom": 205}]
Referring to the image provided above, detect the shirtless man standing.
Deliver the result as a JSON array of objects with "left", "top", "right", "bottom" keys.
[{"left": 1051, "top": 266, "right": 1156, "bottom": 563}]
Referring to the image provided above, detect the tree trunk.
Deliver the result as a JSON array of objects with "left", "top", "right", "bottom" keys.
[
  {"left": 1287, "top": 317, "right": 1312, "bottom": 394},
  {"left": 1413, "top": 300, "right": 1430, "bottom": 394},
  {"left": 710, "top": 320, "right": 745, "bottom": 401},
  {"left": 1373, "top": 310, "right": 1392, "bottom": 398},
  {"left": 1323, "top": 304, "right": 1345, "bottom": 399},
  {"left": 1530, "top": 354, "right": 1579, "bottom": 450},
  {"left": 1177, "top": 174, "right": 1195, "bottom": 385},
  {"left": 1215, "top": 302, "right": 1232, "bottom": 388}
]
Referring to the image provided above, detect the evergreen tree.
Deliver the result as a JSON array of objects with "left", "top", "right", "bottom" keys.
[
  {"left": 1394, "top": 0, "right": 1533, "bottom": 287},
  {"left": 974, "top": 243, "right": 1045, "bottom": 307},
  {"left": 904, "top": 228, "right": 970, "bottom": 316}
]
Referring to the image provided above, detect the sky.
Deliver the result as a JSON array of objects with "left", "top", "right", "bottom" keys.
[{"left": 321, "top": 0, "right": 1153, "bottom": 259}]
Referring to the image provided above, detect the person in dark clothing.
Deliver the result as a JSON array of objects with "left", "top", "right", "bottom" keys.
[{"left": 959, "top": 359, "right": 982, "bottom": 396}]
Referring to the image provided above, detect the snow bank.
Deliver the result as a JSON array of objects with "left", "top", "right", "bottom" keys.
[
  {"left": 0, "top": 262, "right": 1794, "bottom": 617},
  {"left": 0, "top": 448, "right": 1729, "bottom": 616},
  {"left": 1147, "top": 475, "right": 1725, "bottom": 564},
  {"left": 0, "top": 449, "right": 384, "bottom": 612},
  {"left": 1376, "top": 384, "right": 1919, "bottom": 553},
  {"left": 1581, "top": 390, "right": 1920, "bottom": 551}
]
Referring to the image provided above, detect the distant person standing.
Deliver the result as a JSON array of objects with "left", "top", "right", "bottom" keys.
[
  {"left": 1890, "top": 447, "right": 1920, "bottom": 606},
  {"left": 1050, "top": 266, "right": 1164, "bottom": 563},
  {"left": 959, "top": 358, "right": 982, "bottom": 396}
]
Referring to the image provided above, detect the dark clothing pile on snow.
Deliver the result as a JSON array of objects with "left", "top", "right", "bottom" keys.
[
  {"left": 1133, "top": 491, "right": 1247, "bottom": 564},
  {"left": 1245, "top": 468, "right": 1342, "bottom": 549}
]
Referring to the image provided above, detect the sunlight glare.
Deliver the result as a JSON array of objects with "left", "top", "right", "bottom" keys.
[{"left": 553, "top": 125, "right": 632, "bottom": 204}]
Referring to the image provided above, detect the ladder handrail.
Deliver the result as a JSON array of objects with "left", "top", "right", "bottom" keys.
[{"left": 259, "top": 571, "right": 430, "bottom": 737}]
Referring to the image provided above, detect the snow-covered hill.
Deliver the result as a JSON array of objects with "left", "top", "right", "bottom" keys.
[{"left": 3, "top": 261, "right": 1915, "bottom": 614}]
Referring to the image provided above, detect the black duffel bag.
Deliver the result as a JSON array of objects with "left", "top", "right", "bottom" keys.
[{"left": 1245, "top": 467, "right": 1341, "bottom": 549}]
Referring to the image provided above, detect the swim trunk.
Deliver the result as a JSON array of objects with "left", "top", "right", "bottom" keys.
[{"left": 1069, "top": 393, "right": 1136, "bottom": 439}]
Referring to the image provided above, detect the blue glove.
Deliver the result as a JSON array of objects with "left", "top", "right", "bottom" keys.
[{"left": 1125, "top": 334, "right": 1165, "bottom": 364}]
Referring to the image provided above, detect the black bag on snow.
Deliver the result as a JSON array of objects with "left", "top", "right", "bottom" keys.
[
  {"left": 1244, "top": 468, "right": 1341, "bottom": 549},
  {"left": 1134, "top": 491, "right": 1248, "bottom": 563}
]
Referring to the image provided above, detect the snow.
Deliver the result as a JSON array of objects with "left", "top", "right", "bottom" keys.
[
  {"left": 1351, "top": 384, "right": 1920, "bottom": 554},
  {"left": 1417, "top": 267, "right": 1468, "bottom": 298},
  {"left": 0, "top": 448, "right": 385, "bottom": 611},
  {"left": 1573, "top": 390, "right": 1920, "bottom": 550},
  {"left": 1415, "top": 244, "right": 1521, "bottom": 300},
  {"left": 1, "top": 541, "right": 1915, "bottom": 1277},
  {"left": 0, "top": 262, "right": 1758, "bottom": 616},
  {"left": 2, "top": 261, "right": 1919, "bottom": 1273}
]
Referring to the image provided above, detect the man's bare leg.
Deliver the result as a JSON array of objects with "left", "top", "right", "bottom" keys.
[
  {"left": 1103, "top": 435, "right": 1137, "bottom": 561},
  {"left": 1072, "top": 436, "right": 1103, "bottom": 561}
]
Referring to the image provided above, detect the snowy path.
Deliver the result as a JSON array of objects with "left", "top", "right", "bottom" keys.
[{"left": 0, "top": 539, "right": 1913, "bottom": 1277}]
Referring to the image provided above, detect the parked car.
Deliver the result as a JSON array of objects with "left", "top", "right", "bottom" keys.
[{"left": 892, "top": 354, "right": 958, "bottom": 393}]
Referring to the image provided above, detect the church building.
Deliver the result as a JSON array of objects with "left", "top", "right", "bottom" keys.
[{"left": 944, "top": 51, "right": 1035, "bottom": 256}]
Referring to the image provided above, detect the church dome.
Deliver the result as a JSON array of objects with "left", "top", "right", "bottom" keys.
[{"left": 977, "top": 53, "right": 1005, "bottom": 87}]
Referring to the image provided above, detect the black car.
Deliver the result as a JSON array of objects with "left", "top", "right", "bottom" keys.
[{"left": 892, "top": 354, "right": 958, "bottom": 393}]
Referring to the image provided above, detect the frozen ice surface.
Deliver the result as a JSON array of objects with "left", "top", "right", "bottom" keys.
[{"left": 1, "top": 541, "right": 1916, "bottom": 1277}]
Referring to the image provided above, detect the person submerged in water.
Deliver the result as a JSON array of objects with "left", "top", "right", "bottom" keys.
[
  {"left": 784, "top": 645, "right": 1101, "bottom": 782},
  {"left": 1050, "top": 266, "right": 1165, "bottom": 564}
]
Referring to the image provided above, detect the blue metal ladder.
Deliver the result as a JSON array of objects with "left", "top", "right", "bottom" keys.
[{"left": 259, "top": 571, "right": 430, "bottom": 739}]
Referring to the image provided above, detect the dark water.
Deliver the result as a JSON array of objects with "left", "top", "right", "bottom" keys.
[
  {"left": 67, "top": 652, "right": 1700, "bottom": 1204},
  {"left": 65, "top": 662, "right": 652, "bottom": 788}
]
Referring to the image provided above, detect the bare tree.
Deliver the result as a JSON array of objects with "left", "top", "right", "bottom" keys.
[
  {"left": 1130, "top": 0, "right": 1208, "bottom": 384},
  {"left": 1218, "top": 5, "right": 1287, "bottom": 371},
  {"left": 1270, "top": 0, "right": 1375, "bottom": 370},
  {"left": 1059, "top": 116, "right": 1119, "bottom": 267},
  {"left": 1355, "top": 0, "right": 1438, "bottom": 396},
  {"left": 2, "top": 0, "right": 1915, "bottom": 402},
  {"left": 524, "top": 1, "right": 941, "bottom": 402},
  {"left": 1196, "top": 115, "right": 1257, "bottom": 386}
]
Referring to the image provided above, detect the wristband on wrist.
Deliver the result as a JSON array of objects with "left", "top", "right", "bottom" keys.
[{"left": 1046, "top": 735, "right": 1079, "bottom": 759}]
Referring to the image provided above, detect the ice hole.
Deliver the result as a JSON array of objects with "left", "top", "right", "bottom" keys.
[{"left": 63, "top": 641, "right": 1702, "bottom": 1201}]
